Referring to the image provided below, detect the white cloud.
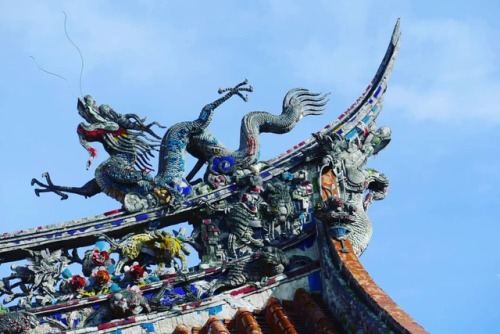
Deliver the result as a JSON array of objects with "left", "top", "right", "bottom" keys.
[
  {"left": 2, "top": 1, "right": 498, "bottom": 124},
  {"left": 250, "top": 2, "right": 500, "bottom": 125},
  {"left": 0, "top": 2, "right": 206, "bottom": 86},
  {"left": 390, "top": 18, "right": 500, "bottom": 123}
]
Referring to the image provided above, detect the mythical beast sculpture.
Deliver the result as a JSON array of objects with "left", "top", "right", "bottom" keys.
[
  {"left": 314, "top": 126, "right": 391, "bottom": 256},
  {"left": 32, "top": 80, "right": 328, "bottom": 212}
]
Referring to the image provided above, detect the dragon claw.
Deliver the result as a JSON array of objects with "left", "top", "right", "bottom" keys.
[
  {"left": 31, "top": 172, "right": 70, "bottom": 200},
  {"left": 235, "top": 79, "right": 248, "bottom": 89},
  {"left": 236, "top": 92, "right": 249, "bottom": 102},
  {"left": 218, "top": 80, "right": 253, "bottom": 102}
]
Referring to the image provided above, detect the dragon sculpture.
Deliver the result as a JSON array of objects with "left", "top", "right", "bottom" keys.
[{"left": 32, "top": 80, "right": 328, "bottom": 212}]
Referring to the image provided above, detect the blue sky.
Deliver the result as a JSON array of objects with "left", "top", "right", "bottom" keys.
[{"left": 0, "top": 1, "right": 499, "bottom": 332}]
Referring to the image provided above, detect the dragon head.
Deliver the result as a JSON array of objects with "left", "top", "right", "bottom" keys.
[
  {"left": 77, "top": 95, "right": 121, "bottom": 169},
  {"left": 75, "top": 95, "right": 163, "bottom": 171}
]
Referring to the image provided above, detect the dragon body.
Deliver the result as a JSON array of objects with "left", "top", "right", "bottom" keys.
[
  {"left": 32, "top": 80, "right": 328, "bottom": 211},
  {"left": 186, "top": 88, "right": 329, "bottom": 173}
]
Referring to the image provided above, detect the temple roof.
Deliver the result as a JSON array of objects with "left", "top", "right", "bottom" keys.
[{"left": 179, "top": 289, "right": 345, "bottom": 334}]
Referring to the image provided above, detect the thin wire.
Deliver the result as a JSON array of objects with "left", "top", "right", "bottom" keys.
[
  {"left": 62, "top": 11, "right": 85, "bottom": 97},
  {"left": 29, "top": 56, "right": 77, "bottom": 99}
]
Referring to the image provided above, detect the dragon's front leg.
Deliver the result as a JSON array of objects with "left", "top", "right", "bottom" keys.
[
  {"left": 192, "top": 79, "right": 253, "bottom": 132},
  {"left": 31, "top": 172, "right": 101, "bottom": 200},
  {"left": 157, "top": 80, "right": 253, "bottom": 184}
]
